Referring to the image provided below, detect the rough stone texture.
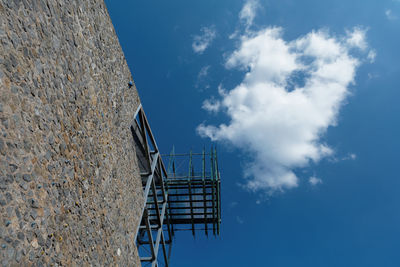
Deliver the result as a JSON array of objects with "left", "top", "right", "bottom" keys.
[{"left": 0, "top": 0, "right": 144, "bottom": 266}]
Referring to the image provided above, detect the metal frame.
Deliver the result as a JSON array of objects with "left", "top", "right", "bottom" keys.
[
  {"left": 163, "top": 147, "right": 221, "bottom": 236},
  {"left": 132, "top": 105, "right": 221, "bottom": 266},
  {"left": 132, "top": 105, "right": 172, "bottom": 267}
]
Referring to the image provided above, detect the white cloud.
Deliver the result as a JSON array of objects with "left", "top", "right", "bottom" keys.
[
  {"left": 197, "top": 26, "right": 374, "bottom": 193},
  {"left": 202, "top": 98, "right": 221, "bottom": 113},
  {"left": 309, "top": 176, "right": 323, "bottom": 186},
  {"left": 239, "top": 0, "right": 259, "bottom": 29},
  {"left": 346, "top": 27, "right": 368, "bottom": 51},
  {"left": 385, "top": 9, "right": 398, "bottom": 20},
  {"left": 192, "top": 26, "right": 216, "bottom": 54}
]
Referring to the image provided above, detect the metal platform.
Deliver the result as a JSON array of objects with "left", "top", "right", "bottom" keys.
[
  {"left": 164, "top": 148, "right": 221, "bottom": 237},
  {"left": 131, "top": 105, "right": 221, "bottom": 267}
]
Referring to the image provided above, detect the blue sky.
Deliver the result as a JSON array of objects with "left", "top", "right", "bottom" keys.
[{"left": 105, "top": 0, "right": 400, "bottom": 266}]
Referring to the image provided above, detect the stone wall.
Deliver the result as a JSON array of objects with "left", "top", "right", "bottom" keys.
[{"left": 0, "top": 0, "right": 144, "bottom": 265}]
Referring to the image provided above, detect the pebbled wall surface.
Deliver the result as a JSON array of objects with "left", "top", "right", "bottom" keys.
[{"left": 0, "top": 0, "right": 144, "bottom": 266}]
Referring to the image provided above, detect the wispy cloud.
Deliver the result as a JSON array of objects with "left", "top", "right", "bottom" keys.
[
  {"left": 346, "top": 27, "right": 376, "bottom": 63},
  {"left": 198, "top": 65, "right": 210, "bottom": 78},
  {"left": 195, "top": 65, "right": 211, "bottom": 89},
  {"left": 192, "top": 26, "right": 216, "bottom": 54},
  {"left": 309, "top": 176, "right": 323, "bottom": 186},
  {"left": 197, "top": 3, "right": 374, "bottom": 194},
  {"left": 346, "top": 153, "right": 357, "bottom": 160},
  {"left": 330, "top": 153, "right": 357, "bottom": 163},
  {"left": 385, "top": 9, "right": 398, "bottom": 20},
  {"left": 368, "top": 72, "right": 379, "bottom": 80},
  {"left": 346, "top": 27, "right": 368, "bottom": 50},
  {"left": 239, "top": 0, "right": 259, "bottom": 29},
  {"left": 202, "top": 98, "right": 221, "bottom": 113},
  {"left": 367, "top": 50, "right": 376, "bottom": 63},
  {"left": 202, "top": 85, "right": 225, "bottom": 112}
]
